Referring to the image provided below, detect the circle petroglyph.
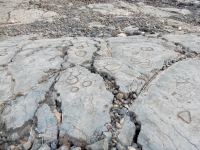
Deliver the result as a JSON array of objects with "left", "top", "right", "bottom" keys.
[
  {"left": 75, "top": 51, "right": 87, "bottom": 57},
  {"left": 82, "top": 81, "right": 92, "bottom": 87},
  {"left": 66, "top": 77, "right": 79, "bottom": 85},
  {"left": 0, "top": 50, "right": 7, "bottom": 56},
  {"left": 140, "top": 47, "right": 154, "bottom": 51},
  {"left": 71, "top": 87, "right": 79, "bottom": 92}
]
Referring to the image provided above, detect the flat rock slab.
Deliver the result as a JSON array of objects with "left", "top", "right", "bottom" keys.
[
  {"left": 163, "top": 34, "right": 200, "bottom": 54},
  {"left": 0, "top": 34, "right": 199, "bottom": 150},
  {"left": 0, "top": 0, "right": 59, "bottom": 25},
  {"left": 130, "top": 59, "right": 200, "bottom": 150},
  {"left": 55, "top": 66, "right": 113, "bottom": 142},
  {"left": 0, "top": 35, "right": 110, "bottom": 144},
  {"left": 94, "top": 36, "right": 178, "bottom": 94}
]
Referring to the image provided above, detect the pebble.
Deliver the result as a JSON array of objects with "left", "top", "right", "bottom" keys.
[
  {"left": 116, "top": 122, "right": 122, "bottom": 129},
  {"left": 116, "top": 93, "right": 123, "bottom": 100},
  {"left": 23, "top": 141, "right": 32, "bottom": 150}
]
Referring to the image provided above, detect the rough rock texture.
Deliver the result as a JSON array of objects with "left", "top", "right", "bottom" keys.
[
  {"left": 163, "top": 34, "right": 200, "bottom": 53},
  {"left": 130, "top": 59, "right": 200, "bottom": 150},
  {"left": 0, "top": 0, "right": 200, "bottom": 149},
  {"left": 55, "top": 66, "right": 113, "bottom": 142},
  {"left": 8, "top": 9, "right": 58, "bottom": 24},
  {"left": 36, "top": 104, "right": 58, "bottom": 141},
  {"left": 94, "top": 36, "right": 178, "bottom": 94},
  {"left": 86, "top": 138, "right": 109, "bottom": 150}
]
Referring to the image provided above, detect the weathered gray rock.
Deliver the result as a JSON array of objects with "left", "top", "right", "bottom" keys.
[
  {"left": 160, "top": 7, "right": 191, "bottom": 15},
  {"left": 55, "top": 66, "right": 113, "bottom": 142},
  {"left": 36, "top": 104, "right": 58, "bottom": 141},
  {"left": 163, "top": 34, "right": 200, "bottom": 54},
  {"left": 1, "top": 77, "right": 55, "bottom": 129},
  {"left": 130, "top": 59, "right": 200, "bottom": 150},
  {"left": 30, "top": 140, "right": 42, "bottom": 150},
  {"left": 94, "top": 36, "right": 178, "bottom": 94},
  {"left": 67, "top": 37, "right": 109, "bottom": 65},
  {"left": 117, "top": 115, "right": 135, "bottom": 147},
  {"left": 138, "top": 2, "right": 191, "bottom": 18},
  {"left": 123, "top": 26, "right": 139, "bottom": 35}
]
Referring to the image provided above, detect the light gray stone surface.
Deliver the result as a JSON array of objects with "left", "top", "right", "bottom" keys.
[
  {"left": 94, "top": 36, "right": 178, "bottom": 94},
  {"left": 1, "top": 77, "right": 55, "bottom": 129},
  {"left": 163, "top": 34, "right": 200, "bottom": 53},
  {"left": 55, "top": 66, "right": 113, "bottom": 141},
  {"left": 130, "top": 59, "right": 200, "bottom": 150},
  {"left": 87, "top": 4, "right": 131, "bottom": 15},
  {"left": 175, "top": 0, "right": 200, "bottom": 6}
]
